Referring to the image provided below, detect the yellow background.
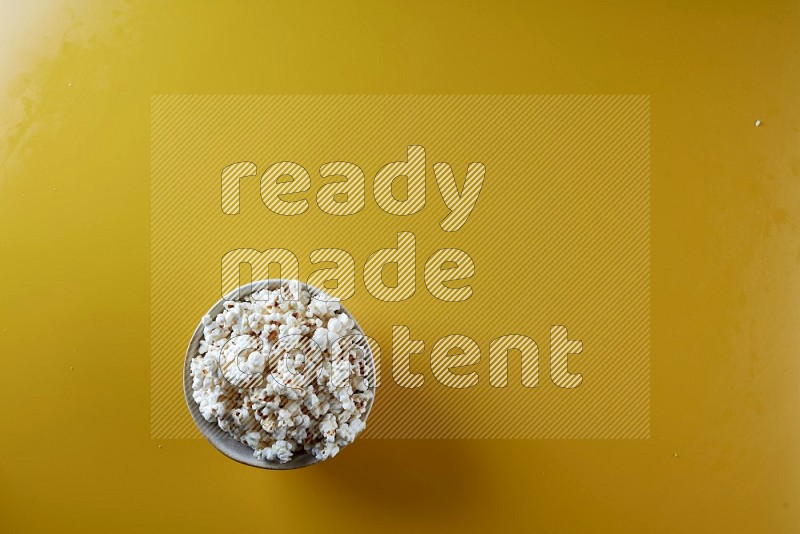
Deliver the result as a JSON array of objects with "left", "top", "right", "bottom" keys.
[
  {"left": 1, "top": 0, "right": 799, "bottom": 532},
  {"left": 150, "top": 94, "right": 651, "bottom": 440}
]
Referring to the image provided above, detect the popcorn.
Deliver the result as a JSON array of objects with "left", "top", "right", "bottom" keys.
[
  {"left": 311, "top": 441, "right": 340, "bottom": 460},
  {"left": 190, "top": 283, "right": 373, "bottom": 463},
  {"left": 243, "top": 431, "right": 262, "bottom": 449}
]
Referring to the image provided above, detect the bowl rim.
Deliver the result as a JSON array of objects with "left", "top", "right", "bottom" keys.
[{"left": 182, "top": 279, "right": 376, "bottom": 470}]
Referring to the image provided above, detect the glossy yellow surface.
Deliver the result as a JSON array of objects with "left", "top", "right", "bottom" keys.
[{"left": 1, "top": 1, "right": 799, "bottom": 532}]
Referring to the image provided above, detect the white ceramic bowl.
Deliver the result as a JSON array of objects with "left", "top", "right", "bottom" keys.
[{"left": 183, "top": 279, "right": 375, "bottom": 469}]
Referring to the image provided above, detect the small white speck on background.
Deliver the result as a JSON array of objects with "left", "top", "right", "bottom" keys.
[{"left": 755, "top": 119, "right": 762, "bottom": 127}]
